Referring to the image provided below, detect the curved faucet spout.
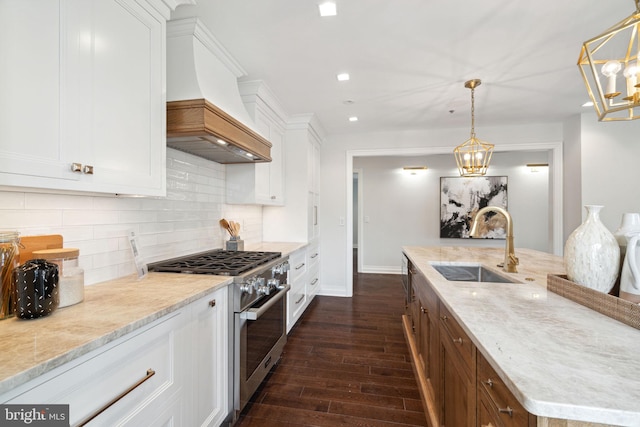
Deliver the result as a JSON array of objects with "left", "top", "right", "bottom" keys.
[{"left": 469, "top": 206, "right": 519, "bottom": 273}]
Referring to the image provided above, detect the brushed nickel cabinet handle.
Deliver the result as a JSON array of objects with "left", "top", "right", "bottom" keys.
[
  {"left": 295, "top": 294, "right": 305, "bottom": 304},
  {"left": 311, "top": 278, "right": 318, "bottom": 286},
  {"left": 295, "top": 263, "right": 305, "bottom": 270},
  {"left": 499, "top": 406, "right": 514, "bottom": 417},
  {"left": 71, "top": 163, "right": 82, "bottom": 173},
  {"left": 83, "top": 165, "right": 94, "bottom": 175},
  {"left": 311, "top": 253, "right": 319, "bottom": 259},
  {"left": 76, "top": 368, "right": 156, "bottom": 426},
  {"left": 452, "top": 337, "right": 463, "bottom": 344},
  {"left": 271, "top": 195, "right": 276, "bottom": 199}
]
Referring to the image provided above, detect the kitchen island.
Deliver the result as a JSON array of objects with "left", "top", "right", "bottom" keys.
[{"left": 403, "top": 246, "right": 640, "bottom": 426}]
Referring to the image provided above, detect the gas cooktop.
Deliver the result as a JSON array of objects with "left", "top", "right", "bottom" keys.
[{"left": 147, "top": 250, "right": 282, "bottom": 276}]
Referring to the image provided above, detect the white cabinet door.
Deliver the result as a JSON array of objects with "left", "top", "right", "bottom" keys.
[
  {"left": 0, "top": 1, "right": 73, "bottom": 183},
  {"left": 227, "top": 82, "right": 285, "bottom": 206},
  {"left": 0, "top": 0, "right": 166, "bottom": 196},
  {"left": 188, "top": 286, "right": 230, "bottom": 427}
]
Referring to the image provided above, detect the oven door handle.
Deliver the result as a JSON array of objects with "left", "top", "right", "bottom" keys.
[{"left": 240, "top": 284, "right": 290, "bottom": 321}]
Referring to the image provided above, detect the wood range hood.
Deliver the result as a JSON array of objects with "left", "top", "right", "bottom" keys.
[{"left": 166, "top": 98, "right": 272, "bottom": 164}]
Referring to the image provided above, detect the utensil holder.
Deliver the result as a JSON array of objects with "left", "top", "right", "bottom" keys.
[{"left": 226, "top": 236, "right": 244, "bottom": 251}]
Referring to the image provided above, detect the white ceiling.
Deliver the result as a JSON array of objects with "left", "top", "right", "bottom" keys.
[{"left": 172, "top": 0, "right": 631, "bottom": 135}]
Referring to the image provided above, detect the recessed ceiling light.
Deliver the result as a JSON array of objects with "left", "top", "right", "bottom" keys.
[
  {"left": 216, "top": 139, "right": 228, "bottom": 145},
  {"left": 318, "top": 2, "right": 337, "bottom": 17},
  {"left": 337, "top": 73, "right": 350, "bottom": 81},
  {"left": 349, "top": 116, "right": 358, "bottom": 122},
  {"left": 582, "top": 101, "right": 594, "bottom": 107}
]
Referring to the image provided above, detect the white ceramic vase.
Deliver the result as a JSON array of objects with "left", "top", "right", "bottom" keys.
[{"left": 564, "top": 205, "right": 620, "bottom": 293}]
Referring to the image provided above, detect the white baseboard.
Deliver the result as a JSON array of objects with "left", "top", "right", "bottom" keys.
[{"left": 360, "top": 265, "right": 402, "bottom": 274}]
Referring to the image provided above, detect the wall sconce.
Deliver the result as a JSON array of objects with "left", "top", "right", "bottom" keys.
[
  {"left": 526, "top": 163, "right": 549, "bottom": 172},
  {"left": 403, "top": 166, "right": 428, "bottom": 175},
  {"left": 578, "top": 0, "right": 640, "bottom": 121}
]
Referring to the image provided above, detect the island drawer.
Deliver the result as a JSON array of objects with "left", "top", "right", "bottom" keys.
[
  {"left": 439, "top": 302, "right": 474, "bottom": 372},
  {"left": 477, "top": 353, "right": 535, "bottom": 427}
]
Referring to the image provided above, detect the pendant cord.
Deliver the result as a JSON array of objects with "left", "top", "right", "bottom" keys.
[{"left": 470, "top": 87, "right": 476, "bottom": 138}]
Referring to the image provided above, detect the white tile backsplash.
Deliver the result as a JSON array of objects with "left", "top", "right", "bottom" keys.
[{"left": 0, "top": 148, "right": 264, "bottom": 285}]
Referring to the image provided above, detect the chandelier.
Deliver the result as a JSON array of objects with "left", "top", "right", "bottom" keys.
[
  {"left": 578, "top": 0, "right": 640, "bottom": 121},
  {"left": 453, "top": 79, "right": 494, "bottom": 177}
]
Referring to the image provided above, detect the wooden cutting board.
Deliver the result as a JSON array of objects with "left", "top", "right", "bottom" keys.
[{"left": 19, "top": 234, "right": 64, "bottom": 263}]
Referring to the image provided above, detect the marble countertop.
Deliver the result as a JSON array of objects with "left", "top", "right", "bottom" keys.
[{"left": 403, "top": 246, "right": 640, "bottom": 426}]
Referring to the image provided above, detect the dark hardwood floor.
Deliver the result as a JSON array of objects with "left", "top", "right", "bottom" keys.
[{"left": 236, "top": 250, "right": 425, "bottom": 426}]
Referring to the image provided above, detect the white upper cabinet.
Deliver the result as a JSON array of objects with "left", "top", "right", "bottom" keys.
[
  {"left": 226, "top": 81, "right": 286, "bottom": 206},
  {"left": 0, "top": 0, "right": 169, "bottom": 196}
]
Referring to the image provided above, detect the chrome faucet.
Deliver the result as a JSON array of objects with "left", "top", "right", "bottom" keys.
[{"left": 469, "top": 206, "right": 519, "bottom": 273}]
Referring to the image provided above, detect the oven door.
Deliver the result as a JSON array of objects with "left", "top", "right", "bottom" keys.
[{"left": 235, "top": 285, "right": 289, "bottom": 414}]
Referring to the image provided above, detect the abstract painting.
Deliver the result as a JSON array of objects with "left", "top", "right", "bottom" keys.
[{"left": 440, "top": 176, "right": 508, "bottom": 239}]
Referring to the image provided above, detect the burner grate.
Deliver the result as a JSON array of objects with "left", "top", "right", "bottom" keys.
[{"left": 148, "top": 250, "right": 282, "bottom": 276}]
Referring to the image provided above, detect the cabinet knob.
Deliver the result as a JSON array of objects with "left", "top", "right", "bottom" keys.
[
  {"left": 452, "top": 337, "right": 463, "bottom": 344},
  {"left": 420, "top": 306, "right": 427, "bottom": 314},
  {"left": 483, "top": 378, "right": 494, "bottom": 387},
  {"left": 83, "top": 164, "right": 94, "bottom": 175},
  {"left": 209, "top": 299, "right": 216, "bottom": 307},
  {"left": 71, "top": 163, "right": 82, "bottom": 173},
  {"left": 271, "top": 195, "right": 276, "bottom": 199}
]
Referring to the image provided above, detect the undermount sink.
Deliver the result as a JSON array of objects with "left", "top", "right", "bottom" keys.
[{"left": 431, "top": 263, "right": 519, "bottom": 283}]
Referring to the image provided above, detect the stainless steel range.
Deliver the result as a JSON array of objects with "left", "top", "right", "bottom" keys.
[{"left": 148, "top": 249, "right": 290, "bottom": 422}]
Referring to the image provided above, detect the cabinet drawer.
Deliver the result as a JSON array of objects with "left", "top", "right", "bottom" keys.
[
  {"left": 289, "top": 250, "right": 307, "bottom": 282},
  {"left": 477, "top": 353, "right": 534, "bottom": 427},
  {"left": 6, "top": 312, "right": 184, "bottom": 426},
  {"left": 439, "top": 303, "right": 474, "bottom": 372}
]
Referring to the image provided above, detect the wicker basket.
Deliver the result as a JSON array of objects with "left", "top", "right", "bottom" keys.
[{"left": 547, "top": 274, "right": 640, "bottom": 330}]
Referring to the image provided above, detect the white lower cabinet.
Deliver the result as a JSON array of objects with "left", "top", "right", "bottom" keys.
[
  {"left": 307, "top": 242, "right": 320, "bottom": 300},
  {"left": 287, "top": 248, "right": 307, "bottom": 332},
  {"left": 2, "top": 310, "right": 188, "bottom": 426},
  {"left": 0, "top": 286, "right": 232, "bottom": 427},
  {"left": 186, "top": 286, "right": 230, "bottom": 427}
]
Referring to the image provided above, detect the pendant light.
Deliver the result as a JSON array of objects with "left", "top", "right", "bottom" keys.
[
  {"left": 453, "top": 79, "right": 494, "bottom": 177},
  {"left": 578, "top": 0, "right": 640, "bottom": 121}
]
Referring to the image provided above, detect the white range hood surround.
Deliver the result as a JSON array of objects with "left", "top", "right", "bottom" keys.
[{"left": 166, "top": 18, "right": 272, "bottom": 163}]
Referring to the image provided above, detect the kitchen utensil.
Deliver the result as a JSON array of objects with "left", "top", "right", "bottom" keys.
[
  {"left": 219, "top": 219, "right": 233, "bottom": 236},
  {"left": 13, "top": 259, "right": 59, "bottom": 319},
  {"left": 0, "top": 231, "right": 20, "bottom": 319}
]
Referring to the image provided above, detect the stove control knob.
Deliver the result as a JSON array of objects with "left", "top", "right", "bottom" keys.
[
  {"left": 272, "top": 262, "right": 290, "bottom": 275},
  {"left": 240, "top": 282, "right": 254, "bottom": 294},
  {"left": 268, "top": 278, "right": 279, "bottom": 287},
  {"left": 240, "top": 277, "right": 257, "bottom": 294}
]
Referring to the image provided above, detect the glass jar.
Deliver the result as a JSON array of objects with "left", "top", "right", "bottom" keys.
[
  {"left": 0, "top": 231, "right": 20, "bottom": 319},
  {"left": 32, "top": 248, "right": 84, "bottom": 308}
]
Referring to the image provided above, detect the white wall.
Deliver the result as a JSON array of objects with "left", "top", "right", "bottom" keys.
[
  {"left": 320, "top": 122, "right": 563, "bottom": 296},
  {"left": 0, "top": 148, "right": 262, "bottom": 285},
  {"left": 353, "top": 152, "right": 549, "bottom": 274},
  {"left": 579, "top": 112, "right": 640, "bottom": 233}
]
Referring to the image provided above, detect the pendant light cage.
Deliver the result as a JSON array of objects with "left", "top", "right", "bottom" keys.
[
  {"left": 578, "top": 0, "right": 640, "bottom": 121},
  {"left": 453, "top": 79, "right": 495, "bottom": 177}
]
